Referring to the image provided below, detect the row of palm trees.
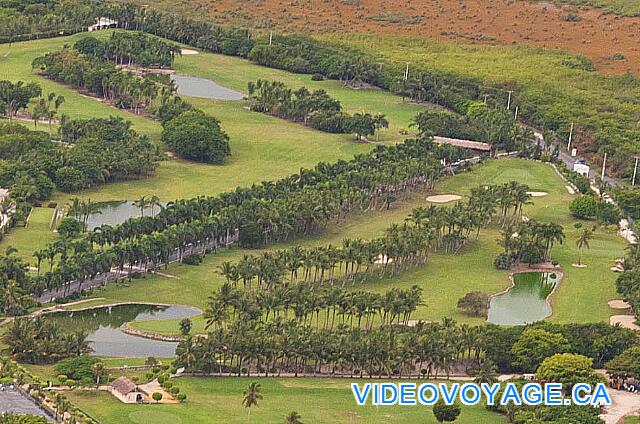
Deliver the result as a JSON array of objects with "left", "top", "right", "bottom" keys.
[
  {"left": 5, "top": 317, "right": 91, "bottom": 364},
  {"left": 204, "top": 283, "right": 423, "bottom": 331},
  {"left": 76, "top": 31, "right": 181, "bottom": 68},
  {"left": 246, "top": 79, "right": 388, "bottom": 138},
  {"left": 176, "top": 318, "right": 487, "bottom": 379},
  {"left": 499, "top": 219, "right": 565, "bottom": 264},
  {"left": 32, "top": 46, "right": 166, "bottom": 115},
  {"left": 28, "top": 139, "right": 446, "bottom": 301},
  {"left": 215, "top": 181, "right": 532, "bottom": 294}
]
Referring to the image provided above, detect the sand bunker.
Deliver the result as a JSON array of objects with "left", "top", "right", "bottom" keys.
[
  {"left": 426, "top": 194, "right": 462, "bottom": 203},
  {"left": 527, "top": 191, "right": 548, "bottom": 197},
  {"left": 610, "top": 315, "right": 640, "bottom": 331},
  {"left": 181, "top": 48, "right": 199, "bottom": 55},
  {"left": 608, "top": 300, "right": 632, "bottom": 309}
]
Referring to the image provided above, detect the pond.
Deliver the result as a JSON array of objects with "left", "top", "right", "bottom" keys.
[
  {"left": 170, "top": 74, "right": 244, "bottom": 100},
  {"left": 44, "top": 304, "right": 200, "bottom": 358},
  {"left": 487, "top": 272, "right": 560, "bottom": 326},
  {"left": 78, "top": 201, "right": 163, "bottom": 230}
]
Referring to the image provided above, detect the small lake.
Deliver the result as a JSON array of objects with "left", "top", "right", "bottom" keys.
[
  {"left": 487, "top": 272, "right": 560, "bottom": 326},
  {"left": 77, "top": 201, "right": 163, "bottom": 231},
  {"left": 44, "top": 304, "right": 200, "bottom": 358},
  {"left": 170, "top": 74, "right": 244, "bottom": 100}
]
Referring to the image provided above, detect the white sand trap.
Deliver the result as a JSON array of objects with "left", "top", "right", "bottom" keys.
[
  {"left": 181, "top": 48, "right": 199, "bottom": 55},
  {"left": 426, "top": 194, "right": 462, "bottom": 203},
  {"left": 608, "top": 300, "right": 632, "bottom": 309},
  {"left": 527, "top": 191, "right": 548, "bottom": 197},
  {"left": 565, "top": 185, "right": 576, "bottom": 194},
  {"left": 610, "top": 315, "right": 640, "bottom": 331}
]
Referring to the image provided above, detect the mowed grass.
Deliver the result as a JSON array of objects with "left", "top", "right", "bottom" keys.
[
  {"left": 1, "top": 207, "right": 57, "bottom": 263},
  {"left": 174, "top": 50, "right": 429, "bottom": 143},
  {"left": 66, "top": 377, "right": 506, "bottom": 424},
  {"left": 77, "top": 159, "right": 627, "bottom": 332},
  {"left": 0, "top": 31, "right": 424, "bottom": 206}
]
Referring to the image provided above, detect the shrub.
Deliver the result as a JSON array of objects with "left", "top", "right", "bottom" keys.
[
  {"left": 493, "top": 252, "right": 513, "bottom": 270},
  {"left": 569, "top": 195, "right": 598, "bottom": 219},
  {"left": 170, "top": 386, "right": 180, "bottom": 395},
  {"left": 176, "top": 393, "right": 187, "bottom": 402},
  {"left": 596, "top": 202, "right": 621, "bottom": 225},
  {"left": 152, "top": 392, "right": 163, "bottom": 402},
  {"left": 56, "top": 217, "right": 83, "bottom": 238},
  {"left": 311, "top": 73, "right": 324, "bottom": 81},
  {"left": 162, "top": 110, "right": 231, "bottom": 164},
  {"left": 54, "top": 356, "right": 96, "bottom": 383},
  {"left": 182, "top": 254, "right": 203, "bottom": 265},
  {"left": 457, "top": 291, "right": 490, "bottom": 317}
]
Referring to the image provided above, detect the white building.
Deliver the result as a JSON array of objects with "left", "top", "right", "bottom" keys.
[
  {"left": 573, "top": 163, "right": 590, "bottom": 177},
  {"left": 88, "top": 17, "right": 118, "bottom": 32},
  {"left": 109, "top": 377, "right": 147, "bottom": 403}
]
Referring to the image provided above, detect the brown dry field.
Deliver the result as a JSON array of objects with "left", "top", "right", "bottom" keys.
[{"left": 132, "top": 0, "right": 640, "bottom": 74}]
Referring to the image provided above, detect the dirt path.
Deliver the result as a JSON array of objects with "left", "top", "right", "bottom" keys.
[{"left": 601, "top": 389, "right": 640, "bottom": 424}]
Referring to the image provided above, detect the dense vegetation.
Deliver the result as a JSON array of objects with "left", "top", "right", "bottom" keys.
[
  {"left": 161, "top": 110, "right": 230, "bottom": 164},
  {"left": 3, "top": 1, "right": 640, "bottom": 176},
  {"left": 413, "top": 104, "right": 534, "bottom": 152},
  {"left": 74, "top": 31, "right": 180, "bottom": 67},
  {"left": 18, "top": 138, "right": 447, "bottom": 305},
  {"left": 0, "top": 116, "right": 158, "bottom": 200},
  {"left": 616, "top": 244, "right": 640, "bottom": 322},
  {"left": 33, "top": 44, "right": 165, "bottom": 115},
  {"left": 246, "top": 79, "right": 386, "bottom": 140},
  {"left": 176, "top": 314, "right": 636, "bottom": 377},
  {"left": 5, "top": 317, "right": 90, "bottom": 363}
]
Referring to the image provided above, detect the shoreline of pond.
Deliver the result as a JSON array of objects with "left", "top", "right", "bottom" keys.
[{"left": 487, "top": 265, "right": 564, "bottom": 326}]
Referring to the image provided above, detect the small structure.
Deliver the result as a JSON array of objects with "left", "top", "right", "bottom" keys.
[
  {"left": 573, "top": 163, "right": 590, "bottom": 176},
  {"left": 88, "top": 17, "right": 118, "bottom": 32},
  {"left": 109, "top": 377, "right": 146, "bottom": 404},
  {"left": 433, "top": 136, "right": 493, "bottom": 156}
]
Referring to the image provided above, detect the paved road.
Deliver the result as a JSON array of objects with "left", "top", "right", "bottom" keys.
[
  {"left": 532, "top": 131, "right": 619, "bottom": 187},
  {"left": 35, "top": 231, "right": 239, "bottom": 304}
]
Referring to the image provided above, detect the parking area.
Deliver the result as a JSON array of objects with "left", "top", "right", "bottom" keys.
[{"left": 0, "top": 386, "right": 54, "bottom": 421}]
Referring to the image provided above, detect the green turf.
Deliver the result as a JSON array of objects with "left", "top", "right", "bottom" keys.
[
  {"left": 1, "top": 207, "right": 57, "bottom": 263},
  {"left": 66, "top": 376, "right": 506, "bottom": 424},
  {"left": 64, "top": 159, "right": 627, "bottom": 331}
]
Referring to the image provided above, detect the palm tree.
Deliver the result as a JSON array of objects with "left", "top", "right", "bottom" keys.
[
  {"left": 242, "top": 382, "right": 263, "bottom": 421},
  {"left": 372, "top": 113, "right": 389, "bottom": 142},
  {"left": 133, "top": 196, "right": 149, "bottom": 217},
  {"left": 471, "top": 359, "right": 498, "bottom": 385},
  {"left": 285, "top": 411, "right": 303, "bottom": 424},
  {"left": 93, "top": 362, "right": 105, "bottom": 386},
  {"left": 576, "top": 227, "right": 593, "bottom": 266}
]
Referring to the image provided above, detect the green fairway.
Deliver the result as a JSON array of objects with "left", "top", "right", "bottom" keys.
[
  {"left": 66, "top": 377, "right": 506, "bottom": 424},
  {"left": 1, "top": 31, "right": 429, "bottom": 206},
  {"left": 62, "top": 159, "right": 627, "bottom": 331},
  {"left": 174, "top": 50, "right": 428, "bottom": 143},
  {"left": 1, "top": 207, "right": 57, "bottom": 263}
]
